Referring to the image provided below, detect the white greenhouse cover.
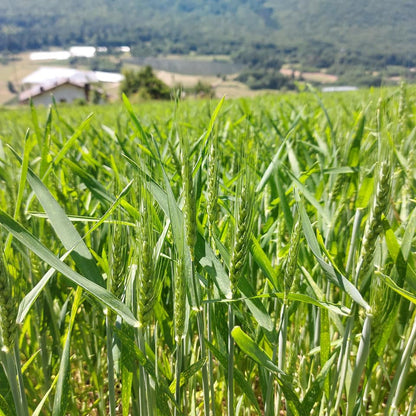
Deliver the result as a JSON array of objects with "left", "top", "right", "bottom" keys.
[
  {"left": 30, "top": 51, "right": 71, "bottom": 61},
  {"left": 69, "top": 46, "right": 96, "bottom": 58},
  {"left": 22, "top": 67, "right": 123, "bottom": 85},
  {"left": 94, "top": 71, "right": 124, "bottom": 83}
]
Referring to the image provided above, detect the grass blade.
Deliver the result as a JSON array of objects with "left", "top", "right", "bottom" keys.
[
  {"left": 10, "top": 147, "right": 104, "bottom": 286},
  {"left": 52, "top": 287, "right": 82, "bottom": 416},
  {"left": 297, "top": 196, "right": 370, "bottom": 311},
  {"left": 231, "top": 326, "right": 305, "bottom": 416},
  {"left": 0, "top": 209, "right": 139, "bottom": 327}
]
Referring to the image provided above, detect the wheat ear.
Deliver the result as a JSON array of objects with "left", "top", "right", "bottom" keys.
[{"left": 0, "top": 251, "right": 17, "bottom": 352}]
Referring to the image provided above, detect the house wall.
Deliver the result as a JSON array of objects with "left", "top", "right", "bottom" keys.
[{"left": 31, "top": 84, "right": 86, "bottom": 106}]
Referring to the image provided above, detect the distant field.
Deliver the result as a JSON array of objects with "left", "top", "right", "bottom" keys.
[
  {"left": 0, "top": 53, "right": 43, "bottom": 104},
  {"left": 124, "top": 56, "right": 243, "bottom": 76},
  {"left": 0, "top": 51, "right": 278, "bottom": 105},
  {"left": 0, "top": 52, "right": 93, "bottom": 105},
  {"left": 6, "top": 50, "right": 405, "bottom": 106},
  {"left": 280, "top": 67, "right": 338, "bottom": 83}
]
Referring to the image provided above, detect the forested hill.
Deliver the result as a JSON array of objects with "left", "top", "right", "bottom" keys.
[{"left": 1, "top": 0, "right": 415, "bottom": 67}]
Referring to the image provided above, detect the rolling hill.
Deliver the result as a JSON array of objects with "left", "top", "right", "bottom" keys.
[{"left": 0, "top": 0, "right": 415, "bottom": 69}]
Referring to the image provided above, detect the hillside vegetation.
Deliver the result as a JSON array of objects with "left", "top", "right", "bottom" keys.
[{"left": 1, "top": 0, "right": 415, "bottom": 72}]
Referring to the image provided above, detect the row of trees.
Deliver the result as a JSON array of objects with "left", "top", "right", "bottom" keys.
[{"left": 2, "top": 0, "right": 416, "bottom": 76}]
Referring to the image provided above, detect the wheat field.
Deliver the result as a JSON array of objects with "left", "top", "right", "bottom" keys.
[{"left": 0, "top": 85, "right": 415, "bottom": 415}]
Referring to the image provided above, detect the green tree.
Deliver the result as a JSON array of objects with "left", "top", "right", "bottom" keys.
[{"left": 120, "top": 66, "right": 170, "bottom": 99}]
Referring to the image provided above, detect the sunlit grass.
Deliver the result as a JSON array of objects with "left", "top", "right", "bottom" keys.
[{"left": 0, "top": 85, "right": 415, "bottom": 415}]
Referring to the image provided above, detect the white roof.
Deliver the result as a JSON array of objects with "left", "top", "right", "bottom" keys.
[
  {"left": 22, "top": 67, "right": 124, "bottom": 86},
  {"left": 94, "top": 71, "right": 124, "bottom": 83},
  {"left": 22, "top": 67, "right": 98, "bottom": 85}
]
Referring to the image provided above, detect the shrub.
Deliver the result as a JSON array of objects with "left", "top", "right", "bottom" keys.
[{"left": 120, "top": 66, "right": 171, "bottom": 99}]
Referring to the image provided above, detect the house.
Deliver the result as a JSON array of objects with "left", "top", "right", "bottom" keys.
[
  {"left": 19, "top": 67, "right": 123, "bottom": 105},
  {"left": 19, "top": 79, "right": 92, "bottom": 105}
]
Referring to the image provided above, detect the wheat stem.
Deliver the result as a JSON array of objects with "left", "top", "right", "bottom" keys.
[
  {"left": 227, "top": 302, "right": 235, "bottom": 416},
  {"left": 0, "top": 251, "right": 28, "bottom": 416}
]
